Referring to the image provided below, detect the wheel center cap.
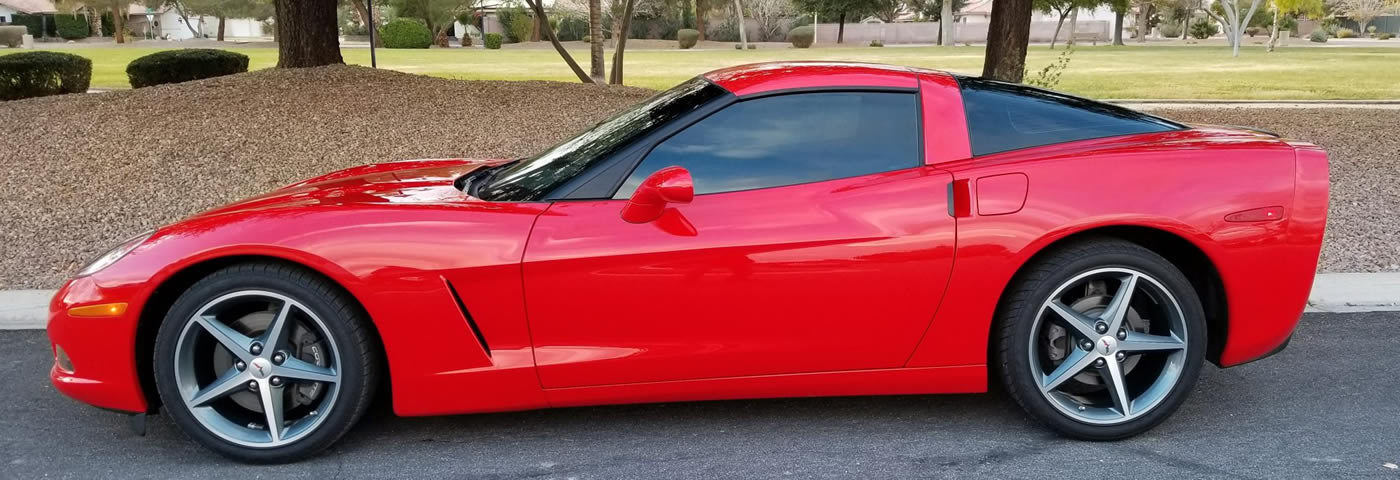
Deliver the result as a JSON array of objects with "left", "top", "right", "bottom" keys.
[
  {"left": 1097, "top": 336, "right": 1119, "bottom": 356},
  {"left": 249, "top": 357, "right": 272, "bottom": 379}
]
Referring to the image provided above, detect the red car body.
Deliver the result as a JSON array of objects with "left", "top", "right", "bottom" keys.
[{"left": 47, "top": 63, "right": 1328, "bottom": 418}]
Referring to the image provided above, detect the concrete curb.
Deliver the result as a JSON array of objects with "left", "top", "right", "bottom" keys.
[{"left": 3, "top": 272, "right": 1398, "bottom": 330}]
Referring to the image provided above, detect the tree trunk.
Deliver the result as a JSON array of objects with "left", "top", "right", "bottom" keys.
[
  {"left": 350, "top": 0, "right": 381, "bottom": 47},
  {"left": 217, "top": 15, "right": 225, "bottom": 41},
  {"left": 1067, "top": 7, "right": 1078, "bottom": 46},
  {"left": 837, "top": 12, "right": 845, "bottom": 43},
  {"left": 734, "top": 0, "right": 747, "bottom": 48},
  {"left": 273, "top": 0, "right": 343, "bottom": 68},
  {"left": 696, "top": 0, "right": 707, "bottom": 40},
  {"left": 111, "top": 1, "right": 126, "bottom": 43},
  {"left": 1266, "top": 8, "right": 1280, "bottom": 51},
  {"left": 589, "top": 0, "right": 604, "bottom": 82},
  {"left": 1113, "top": 10, "right": 1124, "bottom": 45},
  {"left": 87, "top": 10, "right": 100, "bottom": 38},
  {"left": 610, "top": 0, "right": 637, "bottom": 84},
  {"left": 1051, "top": 10, "right": 1067, "bottom": 48},
  {"left": 1134, "top": 3, "right": 1149, "bottom": 42},
  {"left": 173, "top": 2, "right": 201, "bottom": 38},
  {"left": 940, "top": 0, "right": 954, "bottom": 46},
  {"left": 525, "top": 0, "right": 593, "bottom": 83},
  {"left": 982, "top": 0, "right": 1031, "bottom": 81}
]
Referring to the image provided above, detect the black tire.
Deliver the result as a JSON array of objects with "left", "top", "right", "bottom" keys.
[
  {"left": 153, "top": 262, "right": 379, "bottom": 463},
  {"left": 995, "top": 238, "right": 1206, "bottom": 440}
]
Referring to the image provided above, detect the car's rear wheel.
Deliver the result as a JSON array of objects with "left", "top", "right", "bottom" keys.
[
  {"left": 996, "top": 238, "right": 1206, "bottom": 440},
  {"left": 153, "top": 263, "right": 379, "bottom": 463}
]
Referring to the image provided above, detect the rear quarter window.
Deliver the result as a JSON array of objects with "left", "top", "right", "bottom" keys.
[{"left": 958, "top": 78, "right": 1183, "bottom": 156}]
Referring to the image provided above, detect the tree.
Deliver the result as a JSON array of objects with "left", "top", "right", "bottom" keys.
[
  {"left": 590, "top": 0, "right": 605, "bottom": 81},
  {"left": 697, "top": 0, "right": 709, "bottom": 40},
  {"left": 1108, "top": 0, "right": 1130, "bottom": 44},
  {"left": 792, "top": 0, "right": 874, "bottom": 43},
  {"left": 183, "top": 0, "right": 273, "bottom": 41},
  {"left": 750, "top": 0, "right": 794, "bottom": 40},
  {"left": 523, "top": 0, "right": 593, "bottom": 82},
  {"left": 1035, "top": 0, "right": 1099, "bottom": 47},
  {"left": 1334, "top": 0, "right": 1395, "bottom": 35},
  {"left": 733, "top": 0, "right": 748, "bottom": 47},
  {"left": 983, "top": 0, "right": 1032, "bottom": 81},
  {"left": 870, "top": 0, "right": 909, "bottom": 21},
  {"left": 610, "top": 0, "right": 638, "bottom": 83},
  {"left": 1268, "top": 0, "right": 1321, "bottom": 50},
  {"left": 109, "top": 0, "right": 126, "bottom": 43},
  {"left": 1203, "top": 0, "right": 1262, "bottom": 56},
  {"left": 390, "top": 0, "right": 465, "bottom": 46},
  {"left": 907, "top": 0, "right": 965, "bottom": 44},
  {"left": 274, "top": 0, "right": 343, "bottom": 67},
  {"left": 1131, "top": 0, "right": 1154, "bottom": 41}
]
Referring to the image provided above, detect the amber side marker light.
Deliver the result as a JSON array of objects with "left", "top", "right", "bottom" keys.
[{"left": 68, "top": 302, "right": 128, "bottom": 317}]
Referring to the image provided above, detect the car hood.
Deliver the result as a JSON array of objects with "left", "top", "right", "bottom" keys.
[{"left": 194, "top": 158, "right": 504, "bottom": 218}]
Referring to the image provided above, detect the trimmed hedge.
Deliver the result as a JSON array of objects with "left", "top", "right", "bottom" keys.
[
  {"left": 485, "top": 33, "right": 503, "bottom": 49},
  {"left": 126, "top": 49, "right": 249, "bottom": 88},
  {"left": 55, "top": 14, "right": 89, "bottom": 40},
  {"left": 0, "top": 51, "right": 92, "bottom": 101},
  {"left": 1, "top": 26, "right": 25, "bottom": 48},
  {"left": 677, "top": 28, "right": 699, "bottom": 48},
  {"left": 787, "top": 25, "right": 814, "bottom": 48},
  {"left": 381, "top": 19, "right": 433, "bottom": 48}
]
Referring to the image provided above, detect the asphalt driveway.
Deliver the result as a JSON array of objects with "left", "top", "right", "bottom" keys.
[{"left": 2, "top": 311, "right": 1397, "bottom": 479}]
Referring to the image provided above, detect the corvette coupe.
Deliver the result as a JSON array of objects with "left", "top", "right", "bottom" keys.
[{"left": 47, "top": 62, "right": 1328, "bottom": 463}]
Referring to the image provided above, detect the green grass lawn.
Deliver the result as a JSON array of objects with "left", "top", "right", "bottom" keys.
[{"left": 7, "top": 44, "right": 1400, "bottom": 99}]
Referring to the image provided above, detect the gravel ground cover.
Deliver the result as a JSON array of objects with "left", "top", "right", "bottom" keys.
[
  {"left": 0, "top": 66, "right": 654, "bottom": 289},
  {"left": 0, "top": 68, "right": 1393, "bottom": 289}
]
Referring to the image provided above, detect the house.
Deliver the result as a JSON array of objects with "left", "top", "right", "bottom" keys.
[
  {"left": 0, "top": 1, "right": 264, "bottom": 40},
  {"left": 0, "top": 0, "right": 56, "bottom": 25}
]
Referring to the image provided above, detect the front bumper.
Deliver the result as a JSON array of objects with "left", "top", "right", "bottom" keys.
[{"left": 46, "top": 276, "right": 147, "bottom": 413}]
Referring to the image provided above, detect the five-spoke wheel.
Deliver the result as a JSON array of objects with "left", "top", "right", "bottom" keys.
[
  {"left": 998, "top": 239, "right": 1205, "bottom": 440},
  {"left": 154, "top": 263, "right": 378, "bottom": 463}
]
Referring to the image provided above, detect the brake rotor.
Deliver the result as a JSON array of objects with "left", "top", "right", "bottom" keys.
[
  {"left": 1042, "top": 279, "right": 1151, "bottom": 389},
  {"left": 210, "top": 310, "right": 329, "bottom": 413}
]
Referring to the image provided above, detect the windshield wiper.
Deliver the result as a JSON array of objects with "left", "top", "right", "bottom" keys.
[{"left": 459, "top": 159, "right": 519, "bottom": 198}]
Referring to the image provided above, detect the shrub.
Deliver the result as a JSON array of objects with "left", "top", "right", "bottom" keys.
[
  {"left": 1367, "top": 25, "right": 1377, "bottom": 36},
  {"left": 126, "top": 49, "right": 249, "bottom": 88},
  {"left": 10, "top": 13, "right": 49, "bottom": 37},
  {"left": 1245, "top": 26, "right": 1261, "bottom": 37},
  {"left": 677, "top": 28, "right": 699, "bottom": 48},
  {"left": 748, "top": 44, "right": 756, "bottom": 49},
  {"left": 0, "top": 26, "right": 25, "bottom": 48},
  {"left": 484, "top": 33, "right": 503, "bottom": 49},
  {"left": 55, "top": 14, "right": 89, "bottom": 40},
  {"left": 1336, "top": 27, "right": 1356, "bottom": 38},
  {"left": 497, "top": 4, "right": 532, "bottom": 43},
  {"left": 869, "top": 39, "right": 884, "bottom": 47},
  {"left": 1309, "top": 30, "right": 1328, "bottom": 42},
  {"left": 1379, "top": 33, "right": 1394, "bottom": 40},
  {"left": 582, "top": 34, "right": 591, "bottom": 43},
  {"left": 1158, "top": 21, "right": 1182, "bottom": 38},
  {"left": 556, "top": 16, "right": 588, "bottom": 41},
  {"left": 1189, "top": 20, "right": 1218, "bottom": 39},
  {"left": 787, "top": 25, "right": 814, "bottom": 48},
  {"left": 380, "top": 19, "right": 433, "bottom": 48},
  {"left": 0, "top": 51, "right": 91, "bottom": 101}
]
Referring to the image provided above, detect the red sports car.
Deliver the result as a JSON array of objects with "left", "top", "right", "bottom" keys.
[{"left": 47, "top": 62, "right": 1329, "bottom": 463}]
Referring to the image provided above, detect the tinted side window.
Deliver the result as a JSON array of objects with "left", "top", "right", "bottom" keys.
[
  {"left": 615, "top": 91, "right": 921, "bottom": 198},
  {"left": 959, "top": 79, "right": 1182, "bottom": 156}
]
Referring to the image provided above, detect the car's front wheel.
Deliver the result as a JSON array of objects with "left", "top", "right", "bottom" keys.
[
  {"left": 153, "top": 263, "right": 379, "bottom": 463},
  {"left": 996, "top": 238, "right": 1206, "bottom": 440}
]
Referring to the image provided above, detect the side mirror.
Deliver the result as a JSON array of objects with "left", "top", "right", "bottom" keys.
[{"left": 621, "top": 166, "right": 693, "bottom": 224}]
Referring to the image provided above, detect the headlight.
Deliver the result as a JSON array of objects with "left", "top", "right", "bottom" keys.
[{"left": 76, "top": 230, "right": 153, "bottom": 277}]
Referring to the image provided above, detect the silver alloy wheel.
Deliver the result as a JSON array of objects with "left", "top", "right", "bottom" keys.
[
  {"left": 1029, "top": 267, "right": 1188, "bottom": 425},
  {"left": 172, "top": 290, "right": 342, "bottom": 448}
]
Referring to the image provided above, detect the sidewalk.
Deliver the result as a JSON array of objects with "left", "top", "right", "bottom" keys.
[{"left": 3, "top": 272, "right": 1397, "bottom": 330}]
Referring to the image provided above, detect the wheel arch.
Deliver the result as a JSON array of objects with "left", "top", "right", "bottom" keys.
[
  {"left": 134, "top": 254, "right": 389, "bottom": 411},
  {"left": 994, "top": 225, "right": 1230, "bottom": 366}
]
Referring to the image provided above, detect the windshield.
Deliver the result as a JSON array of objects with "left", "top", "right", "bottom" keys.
[{"left": 476, "top": 77, "right": 727, "bottom": 201}]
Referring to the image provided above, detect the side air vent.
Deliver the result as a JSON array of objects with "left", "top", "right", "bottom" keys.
[{"left": 444, "top": 278, "right": 491, "bottom": 357}]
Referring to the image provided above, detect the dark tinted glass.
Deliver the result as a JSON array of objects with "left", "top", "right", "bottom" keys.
[
  {"left": 959, "top": 78, "right": 1182, "bottom": 156},
  {"left": 616, "top": 91, "right": 920, "bottom": 198},
  {"left": 478, "top": 77, "right": 726, "bottom": 201}
]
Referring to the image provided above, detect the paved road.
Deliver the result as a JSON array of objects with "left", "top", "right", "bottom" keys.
[{"left": 3, "top": 312, "right": 1398, "bottom": 479}]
